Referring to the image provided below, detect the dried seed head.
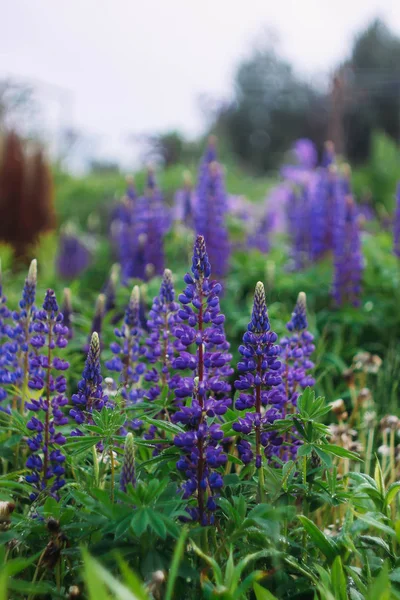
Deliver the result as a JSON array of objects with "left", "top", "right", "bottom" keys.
[{"left": 331, "top": 399, "right": 346, "bottom": 416}]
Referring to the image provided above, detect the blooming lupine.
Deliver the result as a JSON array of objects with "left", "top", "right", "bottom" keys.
[
  {"left": 2, "top": 260, "right": 38, "bottom": 413},
  {"left": 70, "top": 332, "right": 108, "bottom": 433},
  {"left": 120, "top": 432, "right": 136, "bottom": 492},
  {"left": 61, "top": 288, "right": 73, "bottom": 340},
  {"left": 278, "top": 293, "right": 315, "bottom": 459},
  {"left": 25, "top": 289, "right": 69, "bottom": 501},
  {"left": 105, "top": 286, "right": 145, "bottom": 407},
  {"left": 194, "top": 141, "right": 230, "bottom": 278},
  {"left": 56, "top": 229, "right": 91, "bottom": 280},
  {"left": 172, "top": 235, "right": 231, "bottom": 524},
  {"left": 233, "top": 282, "right": 282, "bottom": 468},
  {"left": 174, "top": 172, "right": 194, "bottom": 226},
  {"left": 332, "top": 195, "right": 363, "bottom": 306},
  {"left": 0, "top": 262, "right": 12, "bottom": 407},
  {"left": 144, "top": 269, "right": 180, "bottom": 399},
  {"left": 142, "top": 169, "right": 166, "bottom": 278}
]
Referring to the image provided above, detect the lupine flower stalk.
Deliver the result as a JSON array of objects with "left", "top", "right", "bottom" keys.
[
  {"left": 70, "top": 332, "right": 108, "bottom": 432},
  {"left": 0, "top": 261, "right": 12, "bottom": 407},
  {"left": 332, "top": 195, "right": 363, "bottom": 306},
  {"left": 233, "top": 282, "right": 282, "bottom": 474},
  {"left": 194, "top": 140, "right": 230, "bottom": 278},
  {"left": 55, "top": 228, "right": 91, "bottom": 280},
  {"left": 142, "top": 168, "right": 166, "bottom": 278},
  {"left": 172, "top": 235, "right": 231, "bottom": 524},
  {"left": 61, "top": 288, "right": 73, "bottom": 340},
  {"left": 145, "top": 269, "right": 179, "bottom": 388},
  {"left": 120, "top": 432, "right": 136, "bottom": 492},
  {"left": 105, "top": 286, "right": 145, "bottom": 408},
  {"left": 278, "top": 292, "right": 315, "bottom": 459},
  {"left": 25, "top": 289, "right": 69, "bottom": 501},
  {"left": 15, "top": 259, "right": 37, "bottom": 413}
]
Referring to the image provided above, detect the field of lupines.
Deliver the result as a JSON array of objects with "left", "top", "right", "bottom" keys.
[{"left": 2, "top": 137, "right": 400, "bottom": 599}]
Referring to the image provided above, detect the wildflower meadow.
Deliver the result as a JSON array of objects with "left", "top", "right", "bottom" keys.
[{"left": 2, "top": 135, "right": 400, "bottom": 600}]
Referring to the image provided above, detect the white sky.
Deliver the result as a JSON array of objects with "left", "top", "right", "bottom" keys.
[{"left": 1, "top": 0, "right": 400, "bottom": 167}]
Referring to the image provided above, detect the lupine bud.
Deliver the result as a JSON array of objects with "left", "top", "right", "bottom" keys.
[{"left": 120, "top": 432, "right": 136, "bottom": 492}]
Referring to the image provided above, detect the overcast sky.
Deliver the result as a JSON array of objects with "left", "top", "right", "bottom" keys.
[{"left": 1, "top": 0, "right": 400, "bottom": 167}]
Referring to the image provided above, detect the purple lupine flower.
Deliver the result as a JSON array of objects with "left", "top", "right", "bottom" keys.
[
  {"left": 286, "top": 186, "right": 311, "bottom": 270},
  {"left": 174, "top": 171, "right": 194, "bottom": 226},
  {"left": 70, "top": 332, "right": 108, "bottom": 433},
  {"left": 278, "top": 292, "right": 315, "bottom": 460},
  {"left": 0, "top": 261, "right": 12, "bottom": 407},
  {"left": 293, "top": 138, "right": 317, "bottom": 169},
  {"left": 1, "top": 260, "right": 37, "bottom": 413},
  {"left": 141, "top": 168, "right": 166, "bottom": 278},
  {"left": 233, "top": 282, "right": 283, "bottom": 468},
  {"left": 321, "top": 140, "right": 335, "bottom": 168},
  {"left": 56, "top": 230, "right": 91, "bottom": 280},
  {"left": 105, "top": 286, "right": 145, "bottom": 407},
  {"left": 172, "top": 235, "right": 231, "bottom": 525},
  {"left": 144, "top": 269, "right": 180, "bottom": 398},
  {"left": 61, "top": 288, "right": 73, "bottom": 340},
  {"left": 194, "top": 140, "right": 230, "bottom": 278},
  {"left": 332, "top": 195, "right": 363, "bottom": 306},
  {"left": 394, "top": 183, "right": 400, "bottom": 257},
  {"left": 25, "top": 289, "right": 69, "bottom": 501},
  {"left": 309, "top": 172, "right": 330, "bottom": 261},
  {"left": 120, "top": 432, "right": 136, "bottom": 492},
  {"left": 247, "top": 210, "right": 276, "bottom": 254}
]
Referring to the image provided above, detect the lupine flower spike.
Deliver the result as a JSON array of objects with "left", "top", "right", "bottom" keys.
[
  {"left": 233, "top": 282, "right": 282, "bottom": 469},
  {"left": 15, "top": 259, "right": 37, "bottom": 413},
  {"left": 61, "top": 288, "right": 73, "bottom": 340},
  {"left": 120, "top": 432, "right": 136, "bottom": 492},
  {"left": 172, "top": 235, "right": 231, "bottom": 525},
  {"left": 279, "top": 292, "right": 315, "bottom": 459},
  {"left": 106, "top": 286, "right": 145, "bottom": 409},
  {"left": 70, "top": 332, "right": 108, "bottom": 433},
  {"left": 25, "top": 289, "right": 69, "bottom": 501}
]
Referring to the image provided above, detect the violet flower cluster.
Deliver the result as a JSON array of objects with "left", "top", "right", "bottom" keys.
[
  {"left": 55, "top": 229, "right": 91, "bottom": 280},
  {"left": 332, "top": 194, "right": 363, "bottom": 306},
  {"left": 25, "top": 289, "right": 69, "bottom": 501},
  {"left": 144, "top": 269, "right": 180, "bottom": 401},
  {"left": 194, "top": 140, "right": 230, "bottom": 278},
  {"left": 172, "top": 235, "right": 231, "bottom": 525},
  {"left": 105, "top": 286, "right": 146, "bottom": 407},
  {"left": 0, "top": 260, "right": 37, "bottom": 413},
  {"left": 278, "top": 292, "right": 315, "bottom": 460},
  {"left": 233, "top": 282, "right": 282, "bottom": 468},
  {"left": 70, "top": 332, "right": 108, "bottom": 433}
]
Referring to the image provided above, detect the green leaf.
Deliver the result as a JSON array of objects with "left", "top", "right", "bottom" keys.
[
  {"left": 331, "top": 556, "right": 348, "bottom": 600},
  {"left": 131, "top": 509, "right": 150, "bottom": 537},
  {"left": 282, "top": 460, "right": 296, "bottom": 492},
  {"left": 385, "top": 482, "right": 400, "bottom": 507},
  {"left": 253, "top": 582, "right": 279, "bottom": 600},
  {"left": 298, "top": 515, "right": 339, "bottom": 562},
  {"left": 323, "top": 444, "right": 362, "bottom": 462},
  {"left": 374, "top": 460, "right": 385, "bottom": 497}
]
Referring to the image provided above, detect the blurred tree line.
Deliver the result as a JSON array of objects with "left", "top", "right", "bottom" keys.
[{"left": 208, "top": 18, "right": 400, "bottom": 172}]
